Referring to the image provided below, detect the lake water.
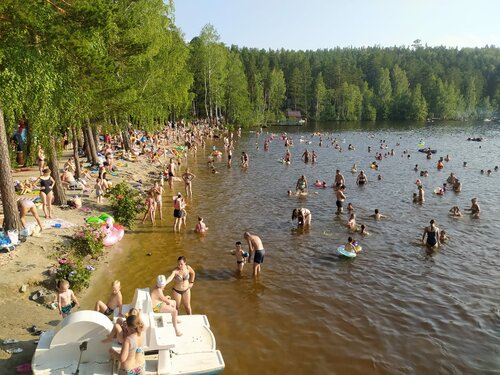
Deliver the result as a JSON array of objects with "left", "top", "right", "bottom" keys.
[{"left": 83, "top": 121, "right": 500, "bottom": 375}]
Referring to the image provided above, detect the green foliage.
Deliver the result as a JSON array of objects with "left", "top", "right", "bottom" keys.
[
  {"left": 106, "top": 182, "right": 145, "bottom": 229},
  {"left": 236, "top": 45, "right": 500, "bottom": 121},
  {"left": 267, "top": 68, "right": 287, "bottom": 121},
  {"left": 409, "top": 84, "right": 428, "bottom": 121},
  {"left": 375, "top": 68, "right": 392, "bottom": 120},
  {"left": 56, "top": 260, "right": 92, "bottom": 292},
  {"left": 225, "top": 51, "right": 253, "bottom": 126},
  {"left": 313, "top": 73, "right": 328, "bottom": 120},
  {"left": 70, "top": 224, "right": 106, "bottom": 259}
]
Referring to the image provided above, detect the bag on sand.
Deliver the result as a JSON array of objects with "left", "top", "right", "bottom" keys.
[{"left": 7, "top": 229, "right": 19, "bottom": 245}]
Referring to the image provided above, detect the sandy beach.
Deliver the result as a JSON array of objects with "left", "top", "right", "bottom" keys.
[{"left": 0, "top": 147, "right": 165, "bottom": 373}]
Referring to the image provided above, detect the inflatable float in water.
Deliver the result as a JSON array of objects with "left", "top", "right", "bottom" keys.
[
  {"left": 336, "top": 243, "right": 362, "bottom": 258},
  {"left": 418, "top": 148, "right": 437, "bottom": 154}
]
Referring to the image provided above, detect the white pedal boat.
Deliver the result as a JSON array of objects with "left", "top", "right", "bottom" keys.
[{"left": 32, "top": 288, "right": 225, "bottom": 375}]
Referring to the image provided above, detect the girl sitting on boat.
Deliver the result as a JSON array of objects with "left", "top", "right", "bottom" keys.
[{"left": 116, "top": 315, "right": 145, "bottom": 375}]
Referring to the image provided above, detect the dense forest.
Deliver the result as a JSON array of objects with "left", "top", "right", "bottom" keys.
[{"left": 191, "top": 27, "right": 500, "bottom": 124}]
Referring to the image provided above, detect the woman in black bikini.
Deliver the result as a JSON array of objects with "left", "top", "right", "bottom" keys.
[
  {"left": 36, "top": 168, "right": 55, "bottom": 219},
  {"left": 165, "top": 256, "right": 195, "bottom": 315}
]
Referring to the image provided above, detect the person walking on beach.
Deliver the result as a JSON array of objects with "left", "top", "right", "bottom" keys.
[
  {"left": 35, "top": 168, "right": 55, "bottom": 219},
  {"left": 244, "top": 232, "right": 265, "bottom": 276}
]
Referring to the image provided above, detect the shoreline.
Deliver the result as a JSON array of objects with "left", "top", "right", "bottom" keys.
[{"left": 0, "top": 146, "right": 168, "bottom": 372}]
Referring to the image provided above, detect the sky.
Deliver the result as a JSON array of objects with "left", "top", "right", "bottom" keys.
[{"left": 173, "top": 0, "right": 500, "bottom": 50}]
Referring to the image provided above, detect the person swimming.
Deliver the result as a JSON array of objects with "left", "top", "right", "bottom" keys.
[
  {"left": 449, "top": 206, "right": 463, "bottom": 218},
  {"left": 358, "top": 224, "right": 369, "bottom": 236}
]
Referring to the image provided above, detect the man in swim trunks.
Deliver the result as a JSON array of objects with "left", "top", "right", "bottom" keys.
[
  {"left": 334, "top": 170, "right": 345, "bottom": 189},
  {"left": 173, "top": 192, "right": 186, "bottom": 231},
  {"left": 244, "top": 232, "right": 265, "bottom": 276}
]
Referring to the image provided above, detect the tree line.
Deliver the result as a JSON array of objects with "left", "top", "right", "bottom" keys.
[
  {"left": 191, "top": 33, "right": 500, "bottom": 123},
  {"left": 1, "top": 1, "right": 499, "bottom": 230}
]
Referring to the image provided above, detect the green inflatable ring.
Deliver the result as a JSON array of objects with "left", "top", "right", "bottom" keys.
[
  {"left": 98, "top": 213, "right": 114, "bottom": 223},
  {"left": 86, "top": 216, "right": 104, "bottom": 224}
]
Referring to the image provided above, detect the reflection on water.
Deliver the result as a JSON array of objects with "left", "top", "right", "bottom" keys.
[{"left": 83, "top": 121, "right": 500, "bottom": 374}]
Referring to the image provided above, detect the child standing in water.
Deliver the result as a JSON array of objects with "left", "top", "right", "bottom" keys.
[
  {"left": 57, "top": 279, "right": 80, "bottom": 318},
  {"left": 231, "top": 241, "right": 247, "bottom": 273}
]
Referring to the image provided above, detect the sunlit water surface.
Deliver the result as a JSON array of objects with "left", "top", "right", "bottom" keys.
[{"left": 83, "top": 121, "right": 500, "bottom": 375}]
